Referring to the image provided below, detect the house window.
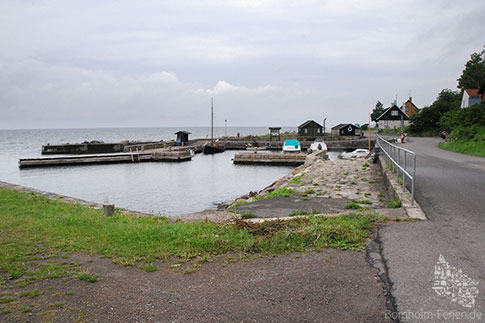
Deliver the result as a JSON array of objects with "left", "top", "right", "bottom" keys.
[
  {"left": 304, "top": 129, "right": 308, "bottom": 134},
  {"left": 317, "top": 128, "right": 321, "bottom": 133},
  {"left": 405, "top": 107, "right": 409, "bottom": 112},
  {"left": 391, "top": 110, "right": 398, "bottom": 116}
]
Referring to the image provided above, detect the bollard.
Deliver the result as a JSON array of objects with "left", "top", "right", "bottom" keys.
[{"left": 103, "top": 203, "right": 115, "bottom": 217}]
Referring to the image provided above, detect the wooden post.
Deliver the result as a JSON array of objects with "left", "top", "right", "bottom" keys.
[
  {"left": 368, "top": 114, "right": 371, "bottom": 152},
  {"left": 103, "top": 203, "right": 115, "bottom": 216}
]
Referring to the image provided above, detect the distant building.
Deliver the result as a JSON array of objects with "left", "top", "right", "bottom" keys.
[
  {"left": 298, "top": 120, "right": 323, "bottom": 138},
  {"left": 375, "top": 104, "right": 410, "bottom": 130},
  {"left": 403, "top": 97, "right": 418, "bottom": 118},
  {"left": 175, "top": 131, "right": 191, "bottom": 146},
  {"left": 461, "top": 89, "right": 484, "bottom": 108},
  {"left": 331, "top": 123, "right": 361, "bottom": 136},
  {"left": 269, "top": 127, "right": 281, "bottom": 141}
]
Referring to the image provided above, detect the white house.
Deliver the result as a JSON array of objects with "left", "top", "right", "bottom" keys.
[{"left": 461, "top": 89, "right": 484, "bottom": 108}]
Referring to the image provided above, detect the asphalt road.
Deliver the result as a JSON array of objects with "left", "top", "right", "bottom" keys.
[{"left": 380, "top": 137, "right": 485, "bottom": 322}]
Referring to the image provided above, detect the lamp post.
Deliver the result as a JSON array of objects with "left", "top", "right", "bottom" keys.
[{"left": 323, "top": 118, "right": 327, "bottom": 136}]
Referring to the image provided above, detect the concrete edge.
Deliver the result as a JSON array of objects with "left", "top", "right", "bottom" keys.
[
  {"left": 376, "top": 155, "right": 427, "bottom": 220},
  {"left": 243, "top": 212, "right": 341, "bottom": 223},
  {"left": 0, "top": 181, "right": 154, "bottom": 218}
]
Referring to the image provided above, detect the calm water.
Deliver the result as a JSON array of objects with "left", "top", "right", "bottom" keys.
[{"left": 0, "top": 127, "right": 296, "bottom": 216}]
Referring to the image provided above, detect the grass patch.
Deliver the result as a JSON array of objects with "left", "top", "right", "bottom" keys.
[
  {"left": 345, "top": 202, "right": 362, "bottom": 210},
  {"left": 65, "top": 290, "right": 74, "bottom": 296},
  {"left": 0, "top": 296, "right": 13, "bottom": 304},
  {"left": 363, "top": 163, "right": 369, "bottom": 167},
  {"left": 288, "top": 210, "right": 306, "bottom": 217},
  {"left": 20, "top": 306, "right": 32, "bottom": 313},
  {"left": 240, "top": 212, "right": 256, "bottom": 219},
  {"left": 0, "top": 187, "right": 387, "bottom": 285},
  {"left": 230, "top": 200, "right": 250, "bottom": 208},
  {"left": 350, "top": 181, "right": 358, "bottom": 185},
  {"left": 255, "top": 187, "right": 297, "bottom": 200},
  {"left": 184, "top": 268, "right": 197, "bottom": 274},
  {"left": 19, "top": 289, "right": 44, "bottom": 298},
  {"left": 288, "top": 173, "right": 305, "bottom": 184},
  {"left": 1, "top": 309, "right": 12, "bottom": 315},
  {"left": 357, "top": 200, "right": 373, "bottom": 205},
  {"left": 138, "top": 264, "right": 158, "bottom": 272},
  {"left": 302, "top": 188, "right": 315, "bottom": 196},
  {"left": 387, "top": 199, "right": 402, "bottom": 208},
  {"left": 74, "top": 272, "right": 98, "bottom": 283},
  {"left": 440, "top": 140, "right": 485, "bottom": 157}
]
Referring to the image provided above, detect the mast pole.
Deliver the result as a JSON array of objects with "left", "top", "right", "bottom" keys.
[{"left": 211, "top": 97, "right": 214, "bottom": 145}]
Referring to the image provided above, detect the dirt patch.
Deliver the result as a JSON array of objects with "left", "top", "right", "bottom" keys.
[{"left": 0, "top": 250, "right": 389, "bottom": 322}]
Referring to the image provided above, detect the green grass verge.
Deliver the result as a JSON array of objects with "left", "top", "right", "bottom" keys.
[
  {"left": 0, "top": 187, "right": 386, "bottom": 287},
  {"left": 288, "top": 173, "right": 305, "bottom": 184},
  {"left": 254, "top": 187, "right": 297, "bottom": 200},
  {"left": 439, "top": 140, "right": 485, "bottom": 157}
]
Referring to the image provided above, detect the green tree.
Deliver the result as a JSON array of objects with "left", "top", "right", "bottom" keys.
[
  {"left": 371, "top": 101, "right": 384, "bottom": 121},
  {"left": 457, "top": 49, "right": 485, "bottom": 90},
  {"left": 409, "top": 89, "right": 461, "bottom": 134}
]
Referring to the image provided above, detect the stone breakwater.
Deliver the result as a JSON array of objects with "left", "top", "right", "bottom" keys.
[{"left": 175, "top": 152, "right": 407, "bottom": 223}]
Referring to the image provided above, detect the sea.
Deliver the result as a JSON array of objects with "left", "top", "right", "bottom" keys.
[{"left": 0, "top": 127, "right": 305, "bottom": 216}]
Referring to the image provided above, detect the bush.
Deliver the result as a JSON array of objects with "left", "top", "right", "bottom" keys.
[{"left": 440, "top": 102, "right": 485, "bottom": 133}]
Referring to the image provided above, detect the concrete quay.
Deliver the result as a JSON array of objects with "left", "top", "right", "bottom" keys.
[
  {"left": 233, "top": 152, "right": 307, "bottom": 166},
  {"left": 19, "top": 149, "right": 192, "bottom": 168}
]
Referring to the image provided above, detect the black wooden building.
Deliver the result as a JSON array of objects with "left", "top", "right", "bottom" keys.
[
  {"left": 175, "top": 131, "right": 191, "bottom": 146},
  {"left": 298, "top": 120, "right": 323, "bottom": 137},
  {"left": 331, "top": 123, "right": 361, "bottom": 136},
  {"left": 375, "top": 104, "right": 410, "bottom": 130}
]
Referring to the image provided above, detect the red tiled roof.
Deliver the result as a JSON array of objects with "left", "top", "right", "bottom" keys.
[{"left": 465, "top": 89, "right": 480, "bottom": 96}]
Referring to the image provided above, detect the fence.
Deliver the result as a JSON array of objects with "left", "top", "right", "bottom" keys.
[{"left": 376, "top": 134, "right": 416, "bottom": 206}]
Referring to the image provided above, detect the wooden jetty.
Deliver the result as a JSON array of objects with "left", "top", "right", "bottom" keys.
[
  {"left": 19, "top": 150, "right": 192, "bottom": 168},
  {"left": 233, "top": 152, "right": 306, "bottom": 166}
]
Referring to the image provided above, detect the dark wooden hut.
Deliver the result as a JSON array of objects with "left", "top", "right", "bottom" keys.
[
  {"left": 331, "top": 123, "right": 361, "bottom": 136},
  {"left": 298, "top": 120, "right": 323, "bottom": 137},
  {"left": 175, "top": 131, "right": 191, "bottom": 146}
]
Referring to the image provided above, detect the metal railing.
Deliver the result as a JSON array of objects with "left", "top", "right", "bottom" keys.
[{"left": 376, "top": 134, "right": 416, "bottom": 206}]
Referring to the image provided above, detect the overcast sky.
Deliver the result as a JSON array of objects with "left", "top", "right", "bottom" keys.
[{"left": 1, "top": 0, "right": 484, "bottom": 129}]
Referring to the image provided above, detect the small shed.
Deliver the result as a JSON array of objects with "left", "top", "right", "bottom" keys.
[
  {"left": 298, "top": 120, "right": 323, "bottom": 137},
  {"left": 269, "top": 127, "right": 281, "bottom": 141},
  {"left": 331, "top": 123, "right": 361, "bottom": 136},
  {"left": 175, "top": 131, "right": 191, "bottom": 146}
]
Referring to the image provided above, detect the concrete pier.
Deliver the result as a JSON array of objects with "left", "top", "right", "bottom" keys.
[
  {"left": 19, "top": 150, "right": 192, "bottom": 168},
  {"left": 233, "top": 152, "right": 306, "bottom": 166}
]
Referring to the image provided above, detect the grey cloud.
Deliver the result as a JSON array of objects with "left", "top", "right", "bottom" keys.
[{"left": 1, "top": 0, "right": 484, "bottom": 129}]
